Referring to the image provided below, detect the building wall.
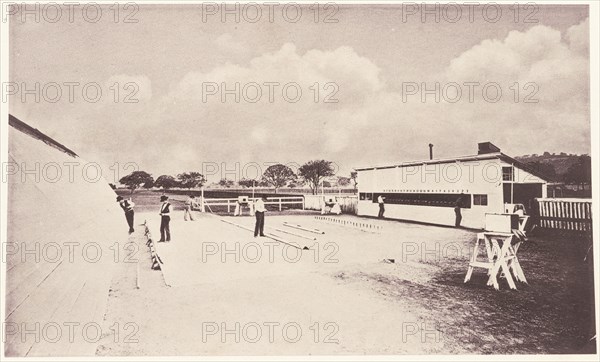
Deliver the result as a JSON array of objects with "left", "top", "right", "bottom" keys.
[
  {"left": 6, "top": 125, "right": 125, "bottom": 357},
  {"left": 357, "top": 157, "right": 546, "bottom": 229}
]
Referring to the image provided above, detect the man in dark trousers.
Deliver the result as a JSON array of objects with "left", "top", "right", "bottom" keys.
[
  {"left": 254, "top": 196, "right": 266, "bottom": 237},
  {"left": 377, "top": 194, "right": 385, "bottom": 218},
  {"left": 159, "top": 195, "right": 171, "bottom": 242},
  {"left": 454, "top": 193, "right": 465, "bottom": 227},
  {"left": 116, "top": 196, "right": 135, "bottom": 234}
]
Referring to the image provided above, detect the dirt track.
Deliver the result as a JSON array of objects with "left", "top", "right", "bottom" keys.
[{"left": 97, "top": 196, "right": 596, "bottom": 355}]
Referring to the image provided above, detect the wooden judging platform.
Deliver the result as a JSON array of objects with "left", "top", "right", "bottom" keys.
[{"left": 464, "top": 231, "right": 527, "bottom": 290}]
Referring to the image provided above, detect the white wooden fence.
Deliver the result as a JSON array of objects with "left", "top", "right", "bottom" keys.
[
  {"left": 536, "top": 198, "right": 592, "bottom": 231},
  {"left": 304, "top": 195, "right": 358, "bottom": 214},
  {"left": 200, "top": 196, "right": 304, "bottom": 213},
  {"left": 198, "top": 195, "right": 359, "bottom": 215}
]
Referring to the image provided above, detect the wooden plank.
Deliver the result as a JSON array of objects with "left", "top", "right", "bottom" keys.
[{"left": 282, "top": 222, "right": 325, "bottom": 234}]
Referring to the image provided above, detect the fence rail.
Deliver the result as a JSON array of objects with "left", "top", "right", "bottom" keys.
[
  {"left": 304, "top": 195, "right": 358, "bottom": 214},
  {"left": 201, "top": 196, "right": 304, "bottom": 213},
  {"left": 536, "top": 198, "right": 592, "bottom": 232}
]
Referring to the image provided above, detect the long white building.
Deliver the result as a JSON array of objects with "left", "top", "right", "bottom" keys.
[{"left": 355, "top": 143, "right": 551, "bottom": 229}]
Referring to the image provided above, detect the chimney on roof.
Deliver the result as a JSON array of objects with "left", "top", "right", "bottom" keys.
[
  {"left": 478, "top": 142, "right": 501, "bottom": 155},
  {"left": 428, "top": 143, "right": 434, "bottom": 160}
]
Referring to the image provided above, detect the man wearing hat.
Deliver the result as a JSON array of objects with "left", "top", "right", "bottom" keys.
[
  {"left": 116, "top": 195, "right": 135, "bottom": 234},
  {"left": 159, "top": 195, "right": 171, "bottom": 242}
]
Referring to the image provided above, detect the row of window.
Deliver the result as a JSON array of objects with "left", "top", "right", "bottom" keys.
[{"left": 359, "top": 193, "right": 489, "bottom": 207}]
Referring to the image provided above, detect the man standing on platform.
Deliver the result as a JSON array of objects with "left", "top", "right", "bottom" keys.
[
  {"left": 159, "top": 195, "right": 171, "bottom": 242},
  {"left": 116, "top": 196, "right": 135, "bottom": 234},
  {"left": 254, "top": 196, "right": 267, "bottom": 237}
]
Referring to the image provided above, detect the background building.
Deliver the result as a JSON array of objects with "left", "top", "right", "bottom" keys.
[{"left": 355, "top": 142, "right": 551, "bottom": 229}]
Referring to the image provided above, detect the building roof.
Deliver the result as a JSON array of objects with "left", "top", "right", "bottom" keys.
[
  {"left": 354, "top": 152, "right": 553, "bottom": 182},
  {"left": 9, "top": 114, "right": 78, "bottom": 158}
]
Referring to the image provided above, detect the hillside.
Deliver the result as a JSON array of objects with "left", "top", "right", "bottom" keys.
[{"left": 515, "top": 152, "right": 589, "bottom": 179}]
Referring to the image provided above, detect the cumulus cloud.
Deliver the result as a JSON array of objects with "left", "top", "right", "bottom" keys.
[
  {"left": 169, "top": 42, "right": 383, "bottom": 105},
  {"left": 446, "top": 23, "right": 588, "bottom": 88},
  {"left": 14, "top": 17, "right": 588, "bottom": 179},
  {"left": 439, "top": 19, "right": 589, "bottom": 157},
  {"left": 567, "top": 17, "right": 589, "bottom": 55},
  {"left": 144, "top": 21, "right": 590, "bottom": 177}
]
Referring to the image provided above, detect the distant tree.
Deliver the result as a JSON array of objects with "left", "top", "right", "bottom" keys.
[
  {"left": 322, "top": 180, "right": 332, "bottom": 188},
  {"left": 288, "top": 182, "right": 297, "bottom": 188},
  {"left": 238, "top": 178, "right": 257, "bottom": 188},
  {"left": 336, "top": 176, "right": 351, "bottom": 187},
  {"left": 154, "top": 175, "right": 178, "bottom": 190},
  {"left": 119, "top": 171, "right": 153, "bottom": 194},
  {"left": 218, "top": 178, "right": 235, "bottom": 188},
  {"left": 543, "top": 151, "right": 551, "bottom": 156},
  {"left": 526, "top": 161, "right": 557, "bottom": 180},
  {"left": 299, "top": 160, "right": 336, "bottom": 195},
  {"left": 262, "top": 164, "right": 297, "bottom": 193},
  {"left": 142, "top": 179, "right": 154, "bottom": 189},
  {"left": 563, "top": 156, "right": 591, "bottom": 189},
  {"left": 177, "top": 172, "right": 206, "bottom": 189},
  {"left": 350, "top": 171, "right": 358, "bottom": 192}
]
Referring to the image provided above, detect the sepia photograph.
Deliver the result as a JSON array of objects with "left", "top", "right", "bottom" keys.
[{"left": 1, "top": 0, "right": 598, "bottom": 360}]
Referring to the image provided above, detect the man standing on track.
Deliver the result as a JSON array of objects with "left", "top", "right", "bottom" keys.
[
  {"left": 254, "top": 196, "right": 267, "bottom": 237},
  {"left": 159, "top": 195, "right": 171, "bottom": 242},
  {"left": 117, "top": 195, "right": 135, "bottom": 234},
  {"left": 454, "top": 193, "right": 464, "bottom": 228},
  {"left": 184, "top": 195, "right": 196, "bottom": 221},
  {"left": 377, "top": 194, "right": 385, "bottom": 218}
]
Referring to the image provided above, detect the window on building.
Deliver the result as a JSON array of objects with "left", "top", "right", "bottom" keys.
[
  {"left": 360, "top": 193, "right": 374, "bottom": 201},
  {"left": 370, "top": 193, "right": 472, "bottom": 208},
  {"left": 502, "top": 166, "right": 514, "bottom": 181},
  {"left": 473, "top": 194, "right": 488, "bottom": 206}
]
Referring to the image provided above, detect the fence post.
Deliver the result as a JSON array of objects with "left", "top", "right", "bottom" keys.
[
  {"left": 201, "top": 187, "right": 205, "bottom": 212},
  {"left": 279, "top": 198, "right": 282, "bottom": 212}
]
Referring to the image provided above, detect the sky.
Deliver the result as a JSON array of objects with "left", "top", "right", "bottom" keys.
[{"left": 8, "top": 3, "right": 590, "bottom": 182}]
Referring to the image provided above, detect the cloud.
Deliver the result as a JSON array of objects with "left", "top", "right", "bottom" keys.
[
  {"left": 439, "top": 20, "right": 590, "bottom": 157},
  {"left": 18, "top": 19, "right": 587, "bottom": 179},
  {"left": 147, "top": 21, "right": 590, "bottom": 176},
  {"left": 169, "top": 42, "right": 383, "bottom": 105},
  {"left": 567, "top": 17, "right": 589, "bottom": 55}
]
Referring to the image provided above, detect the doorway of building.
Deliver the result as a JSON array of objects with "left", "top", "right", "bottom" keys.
[{"left": 503, "top": 183, "right": 544, "bottom": 214}]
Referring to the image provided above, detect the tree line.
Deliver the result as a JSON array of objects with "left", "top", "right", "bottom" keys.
[
  {"left": 525, "top": 155, "right": 591, "bottom": 186},
  {"left": 116, "top": 160, "right": 359, "bottom": 195}
]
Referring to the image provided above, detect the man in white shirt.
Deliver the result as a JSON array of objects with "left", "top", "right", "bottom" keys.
[
  {"left": 254, "top": 196, "right": 267, "bottom": 237},
  {"left": 377, "top": 195, "right": 385, "bottom": 218},
  {"left": 184, "top": 195, "right": 196, "bottom": 221}
]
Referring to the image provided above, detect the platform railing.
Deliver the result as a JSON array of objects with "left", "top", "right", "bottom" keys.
[{"left": 536, "top": 198, "right": 592, "bottom": 231}]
